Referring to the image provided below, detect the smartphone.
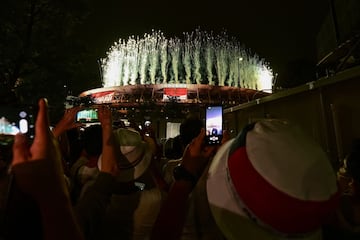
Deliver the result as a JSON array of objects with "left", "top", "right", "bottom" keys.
[
  {"left": 205, "top": 106, "right": 223, "bottom": 145},
  {"left": 76, "top": 108, "right": 99, "bottom": 123},
  {"left": 0, "top": 105, "right": 36, "bottom": 146}
]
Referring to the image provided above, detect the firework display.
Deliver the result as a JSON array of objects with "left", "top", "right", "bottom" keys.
[{"left": 101, "top": 29, "right": 273, "bottom": 93}]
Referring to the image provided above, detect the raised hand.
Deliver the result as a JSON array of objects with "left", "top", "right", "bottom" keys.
[
  {"left": 221, "top": 129, "right": 231, "bottom": 145},
  {"left": 181, "top": 128, "right": 217, "bottom": 178},
  {"left": 10, "top": 98, "right": 84, "bottom": 240},
  {"left": 97, "top": 105, "right": 112, "bottom": 128},
  {"left": 11, "top": 98, "right": 67, "bottom": 199},
  {"left": 52, "top": 106, "right": 84, "bottom": 138},
  {"left": 97, "top": 105, "right": 119, "bottom": 176}
]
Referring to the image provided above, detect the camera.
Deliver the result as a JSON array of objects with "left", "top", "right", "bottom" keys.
[
  {"left": 0, "top": 105, "right": 36, "bottom": 146},
  {"left": 205, "top": 106, "right": 223, "bottom": 145},
  {"left": 76, "top": 107, "right": 99, "bottom": 123}
]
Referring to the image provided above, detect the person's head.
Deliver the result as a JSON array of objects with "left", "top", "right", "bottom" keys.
[
  {"left": 207, "top": 119, "right": 339, "bottom": 240},
  {"left": 98, "top": 128, "right": 152, "bottom": 183},
  {"left": 180, "top": 115, "right": 203, "bottom": 147},
  {"left": 81, "top": 124, "right": 103, "bottom": 157},
  {"left": 164, "top": 135, "right": 183, "bottom": 159}
]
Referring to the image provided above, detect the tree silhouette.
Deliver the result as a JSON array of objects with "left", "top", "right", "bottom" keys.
[{"left": 0, "top": 0, "right": 98, "bottom": 120}]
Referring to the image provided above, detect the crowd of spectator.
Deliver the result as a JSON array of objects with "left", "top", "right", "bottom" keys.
[{"left": 0, "top": 98, "right": 359, "bottom": 239}]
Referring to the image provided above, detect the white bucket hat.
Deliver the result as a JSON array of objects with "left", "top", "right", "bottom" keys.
[
  {"left": 207, "top": 119, "right": 339, "bottom": 239},
  {"left": 98, "top": 128, "right": 152, "bottom": 182}
]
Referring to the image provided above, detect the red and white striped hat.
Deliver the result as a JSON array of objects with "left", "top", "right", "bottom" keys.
[{"left": 207, "top": 119, "right": 339, "bottom": 239}]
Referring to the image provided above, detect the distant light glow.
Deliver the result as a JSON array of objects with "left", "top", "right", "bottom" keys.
[
  {"left": 19, "top": 111, "right": 27, "bottom": 118},
  {"left": 19, "top": 119, "right": 29, "bottom": 133},
  {"left": 258, "top": 66, "right": 273, "bottom": 93},
  {"left": 0, "top": 117, "right": 20, "bottom": 135},
  {"left": 166, "top": 122, "right": 181, "bottom": 139}
]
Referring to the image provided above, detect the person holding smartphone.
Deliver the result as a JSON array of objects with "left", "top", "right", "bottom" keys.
[
  {"left": 151, "top": 128, "right": 221, "bottom": 240},
  {"left": 154, "top": 108, "right": 229, "bottom": 240},
  {"left": 7, "top": 98, "right": 84, "bottom": 240},
  {"left": 151, "top": 119, "right": 339, "bottom": 240}
]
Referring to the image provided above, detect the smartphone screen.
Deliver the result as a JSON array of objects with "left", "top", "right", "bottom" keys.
[
  {"left": 76, "top": 108, "right": 99, "bottom": 123},
  {"left": 0, "top": 105, "right": 36, "bottom": 146},
  {"left": 205, "top": 106, "right": 223, "bottom": 145}
]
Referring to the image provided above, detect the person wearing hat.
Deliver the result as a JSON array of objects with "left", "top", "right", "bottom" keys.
[
  {"left": 75, "top": 107, "right": 165, "bottom": 240},
  {"left": 151, "top": 119, "right": 340, "bottom": 240}
]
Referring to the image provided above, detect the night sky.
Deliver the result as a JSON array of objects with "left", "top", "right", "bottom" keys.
[{"left": 76, "top": 0, "right": 330, "bottom": 77}]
